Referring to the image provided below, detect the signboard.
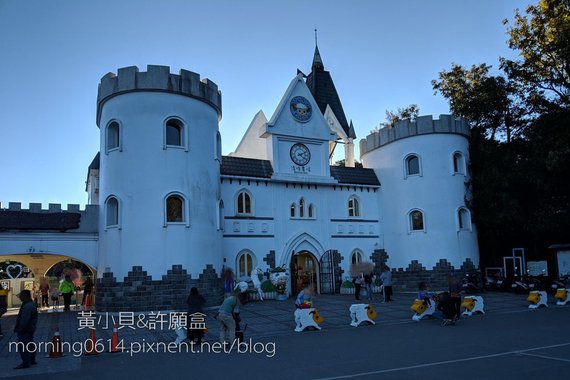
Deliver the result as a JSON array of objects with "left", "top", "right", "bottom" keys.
[{"left": 526, "top": 260, "right": 548, "bottom": 276}]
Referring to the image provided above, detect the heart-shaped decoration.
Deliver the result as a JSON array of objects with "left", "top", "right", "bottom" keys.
[{"left": 7, "top": 264, "right": 23, "bottom": 279}]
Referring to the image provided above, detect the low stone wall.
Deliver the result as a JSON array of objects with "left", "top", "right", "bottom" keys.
[
  {"left": 96, "top": 264, "right": 223, "bottom": 312},
  {"left": 392, "top": 258, "right": 477, "bottom": 291}
]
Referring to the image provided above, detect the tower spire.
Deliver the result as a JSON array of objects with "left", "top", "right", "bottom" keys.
[{"left": 312, "top": 28, "right": 324, "bottom": 71}]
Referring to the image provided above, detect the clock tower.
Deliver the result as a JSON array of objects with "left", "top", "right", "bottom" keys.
[{"left": 261, "top": 74, "right": 337, "bottom": 182}]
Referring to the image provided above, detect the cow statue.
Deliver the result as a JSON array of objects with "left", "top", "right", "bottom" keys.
[
  {"left": 294, "top": 308, "right": 324, "bottom": 332},
  {"left": 461, "top": 296, "right": 485, "bottom": 316},
  {"left": 555, "top": 288, "right": 569, "bottom": 306},
  {"left": 349, "top": 303, "right": 378, "bottom": 327},
  {"left": 527, "top": 290, "right": 548, "bottom": 309},
  {"left": 411, "top": 298, "right": 436, "bottom": 321}
]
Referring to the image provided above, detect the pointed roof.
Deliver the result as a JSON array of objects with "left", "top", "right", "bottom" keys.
[{"left": 306, "top": 47, "right": 352, "bottom": 137}]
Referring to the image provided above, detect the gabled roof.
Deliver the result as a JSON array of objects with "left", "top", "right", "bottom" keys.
[
  {"left": 221, "top": 156, "right": 273, "bottom": 178},
  {"left": 306, "top": 46, "right": 351, "bottom": 137},
  {"left": 330, "top": 166, "right": 380, "bottom": 186}
]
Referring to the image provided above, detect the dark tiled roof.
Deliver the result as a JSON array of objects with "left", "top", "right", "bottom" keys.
[
  {"left": 221, "top": 156, "right": 273, "bottom": 178},
  {"left": 0, "top": 211, "right": 81, "bottom": 231},
  {"left": 89, "top": 152, "right": 100, "bottom": 170},
  {"left": 306, "top": 48, "right": 351, "bottom": 137},
  {"left": 85, "top": 152, "right": 100, "bottom": 191},
  {"left": 330, "top": 166, "right": 380, "bottom": 186}
]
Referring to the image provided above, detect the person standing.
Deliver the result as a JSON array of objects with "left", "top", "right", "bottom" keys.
[
  {"left": 363, "top": 273, "right": 374, "bottom": 301},
  {"left": 0, "top": 283, "right": 9, "bottom": 338},
  {"left": 39, "top": 279, "right": 50, "bottom": 309},
  {"left": 13, "top": 290, "right": 38, "bottom": 369},
  {"left": 186, "top": 287, "right": 206, "bottom": 343},
  {"left": 218, "top": 288, "right": 246, "bottom": 344},
  {"left": 380, "top": 266, "right": 393, "bottom": 302},
  {"left": 59, "top": 275, "right": 74, "bottom": 311},
  {"left": 81, "top": 276, "right": 94, "bottom": 306},
  {"left": 353, "top": 274, "right": 363, "bottom": 301}
]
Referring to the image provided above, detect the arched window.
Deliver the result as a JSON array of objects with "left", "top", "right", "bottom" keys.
[
  {"left": 458, "top": 207, "right": 471, "bottom": 230},
  {"left": 236, "top": 250, "right": 256, "bottom": 280},
  {"left": 105, "top": 196, "right": 119, "bottom": 227},
  {"left": 409, "top": 209, "right": 425, "bottom": 231},
  {"left": 348, "top": 196, "right": 360, "bottom": 217},
  {"left": 236, "top": 190, "right": 252, "bottom": 215},
  {"left": 217, "top": 200, "right": 224, "bottom": 231},
  {"left": 165, "top": 118, "right": 183, "bottom": 147},
  {"left": 166, "top": 194, "right": 185, "bottom": 223},
  {"left": 405, "top": 154, "right": 421, "bottom": 176},
  {"left": 453, "top": 152, "right": 465, "bottom": 175},
  {"left": 106, "top": 121, "right": 120, "bottom": 152},
  {"left": 290, "top": 203, "right": 296, "bottom": 218},
  {"left": 308, "top": 204, "right": 315, "bottom": 219},
  {"left": 299, "top": 198, "right": 305, "bottom": 218},
  {"left": 216, "top": 131, "right": 222, "bottom": 160},
  {"left": 351, "top": 250, "right": 363, "bottom": 264}
]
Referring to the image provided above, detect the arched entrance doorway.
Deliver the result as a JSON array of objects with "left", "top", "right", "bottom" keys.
[{"left": 290, "top": 251, "right": 319, "bottom": 295}]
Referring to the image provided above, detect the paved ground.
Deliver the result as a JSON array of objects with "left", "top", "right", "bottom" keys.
[{"left": 1, "top": 291, "right": 569, "bottom": 379}]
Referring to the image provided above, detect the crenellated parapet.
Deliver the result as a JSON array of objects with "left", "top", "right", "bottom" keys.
[
  {"left": 96, "top": 65, "right": 222, "bottom": 126},
  {"left": 0, "top": 203, "right": 98, "bottom": 232},
  {"left": 360, "top": 115, "right": 470, "bottom": 156}
]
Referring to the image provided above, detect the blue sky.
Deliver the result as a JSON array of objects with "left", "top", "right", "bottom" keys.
[{"left": 0, "top": 0, "right": 526, "bottom": 207}]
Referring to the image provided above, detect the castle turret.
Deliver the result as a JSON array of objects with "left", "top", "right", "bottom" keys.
[
  {"left": 96, "top": 65, "right": 223, "bottom": 290},
  {"left": 360, "top": 115, "right": 479, "bottom": 274}
]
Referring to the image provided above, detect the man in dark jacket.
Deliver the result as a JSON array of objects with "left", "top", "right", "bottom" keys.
[{"left": 14, "top": 290, "right": 38, "bottom": 369}]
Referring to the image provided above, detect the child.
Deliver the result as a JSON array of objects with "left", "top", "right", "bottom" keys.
[
  {"left": 418, "top": 282, "right": 434, "bottom": 305},
  {"left": 50, "top": 287, "right": 60, "bottom": 311},
  {"left": 295, "top": 287, "right": 314, "bottom": 309},
  {"left": 186, "top": 287, "right": 205, "bottom": 343}
]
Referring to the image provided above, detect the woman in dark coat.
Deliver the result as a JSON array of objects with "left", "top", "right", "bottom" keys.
[{"left": 186, "top": 287, "right": 206, "bottom": 343}]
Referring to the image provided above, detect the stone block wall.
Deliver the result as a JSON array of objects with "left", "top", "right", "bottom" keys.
[
  {"left": 391, "top": 258, "right": 477, "bottom": 291},
  {"left": 96, "top": 264, "right": 223, "bottom": 312}
]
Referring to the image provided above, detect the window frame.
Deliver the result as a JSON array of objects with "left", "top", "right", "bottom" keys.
[
  {"left": 105, "top": 120, "right": 122, "bottom": 154},
  {"left": 452, "top": 151, "right": 466, "bottom": 175},
  {"left": 457, "top": 207, "right": 471, "bottom": 231},
  {"left": 164, "top": 117, "right": 187, "bottom": 150},
  {"left": 164, "top": 192, "right": 189, "bottom": 227},
  {"left": 404, "top": 153, "right": 422, "bottom": 178},
  {"left": 235, "top": 189, "right": 253, "bottom": 216},
  {"left": 348, "top": 195, "right": 361, "bottom": 218},
  {"left": 351, "top": 250, "right": 363, "bottom": 264},
  {"left": 105, "top": 195, "right": 120, "bottom": 229},
  {"left": 408, "top": 209, "right": 426, "bottom": 233},
  {"left": 236, "top": 250, "right": 256, "bottom": 281}
]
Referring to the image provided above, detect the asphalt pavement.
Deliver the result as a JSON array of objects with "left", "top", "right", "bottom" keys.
[{"left": 1, "top": 291, "right": 569, "bottom": 379}]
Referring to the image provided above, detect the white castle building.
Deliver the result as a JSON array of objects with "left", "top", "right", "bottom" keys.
[{"left": 0, "top": 47, "right": 479, "bottom": 310}]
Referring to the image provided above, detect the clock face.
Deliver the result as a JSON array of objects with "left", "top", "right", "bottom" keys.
[
  {"left": 289, "top": 96, "right": 312, "bottom": 122},
  {"left": 290, "top": 143, "right": 311, "bottom": 166}
]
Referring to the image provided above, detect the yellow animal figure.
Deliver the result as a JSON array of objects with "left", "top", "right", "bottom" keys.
[
  {"left": 527, "top": 290, "right": 548, "bottom": 309},
  {"left": 294, "top": 307, "right": 323, "bottom": 332},
  {"left": 349, "top": 304, "right": 377, "bottom": 327},
  {"left": 411, "top": 299, "right": 435, "bottom": 321},
  {"left": 555, "top": 288, "right": 569, "bottom": 306},
  {"left": 461, "top": 296, "right": 485, "bottom": 316}
]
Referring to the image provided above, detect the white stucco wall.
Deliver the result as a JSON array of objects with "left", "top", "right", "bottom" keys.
[
  {"left": 98, "top": 91, "right": 222, "bottom": 278},
  {"left": 362, "top": 132, "right": 479, "bottom": 270}
]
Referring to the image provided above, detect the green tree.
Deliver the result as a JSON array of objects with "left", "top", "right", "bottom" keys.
[
  {"left": 431, "top": 63, "right": 525, "bottom": 142},
  {"left": 501, "top": 0, "right": 570, "bottom": 112},
  {"left": 384, "top": 104, "right": 419, "bottom": 127}
]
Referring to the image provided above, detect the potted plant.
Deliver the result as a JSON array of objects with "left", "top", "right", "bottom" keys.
[
  {"left": 340, "top": 277, "right": 355, "bottom": 295},
  {"left": 270, "top": 267, "right": 289, "bottom": 301},
  {"left": 260, "top": 279, "right": 276, "bottom": 300}
]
